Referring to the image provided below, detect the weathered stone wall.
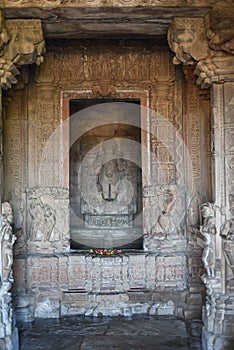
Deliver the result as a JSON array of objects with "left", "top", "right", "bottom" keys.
[{"left": 3, "top": 39, "right": 211, "bottom": 320}]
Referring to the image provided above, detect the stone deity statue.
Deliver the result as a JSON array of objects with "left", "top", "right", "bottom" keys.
[
  {"left": 81, "top": 140, "right": 135, "bottom": 215},
  {"left": 0, "top": 202, "right": 16, "bottom": 283},
  {"left": 220, "top": 194, "right": 234, "bottom": 274},
  {"left": 199, "top": 203, "right": 216, "bottom": 278}
]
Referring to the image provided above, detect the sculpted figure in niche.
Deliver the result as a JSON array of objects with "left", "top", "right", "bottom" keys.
[
  {"left": 29, "top": 198, "right": 56, "bottom": 242},
  {"left": 151, "top": 186, "right": 177, "bottom": 240},
  {"left": 220, "top": 194, "right": 234, "bottom": 274},
  {"left": 1, "top": 202, "right": 16, "bottom": 282},
  {"left": 2, "top": 228, "right": 14, "bottom": 282},
  {"left": 98, "top": 160, "right": 120, "bottom": 201},
  {"left": 92, "top": 141, "right": 135, "bottom": 212},
  {"left": 200, "top": 203, "right": 216, "bottom": 278}
]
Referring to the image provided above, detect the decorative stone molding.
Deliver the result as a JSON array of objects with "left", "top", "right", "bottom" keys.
[{"left": 0, "top": 13, "right": 45, "bottom": 89}]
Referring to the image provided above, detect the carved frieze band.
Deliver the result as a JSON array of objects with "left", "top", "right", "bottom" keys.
[
  {"left": 167, "top": 7, "right": 234, "bottom": 88},
  {"left": 0, "top": 13, "right": 45, "bottom": 89}
]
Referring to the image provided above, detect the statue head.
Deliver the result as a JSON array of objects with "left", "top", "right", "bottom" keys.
[
  {"left": 201, "top": 203, "right": 215, "bottom": 219},
  {"left": 2, "top": 202, "right": 13, "bottom": 225},
  {"left": 102, "top": 140, "right": 118, "bottom": 155}
]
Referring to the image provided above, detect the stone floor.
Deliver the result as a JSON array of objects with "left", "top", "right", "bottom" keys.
[{"left": 18, "top": 315, "right": 202, "bottom": 350}]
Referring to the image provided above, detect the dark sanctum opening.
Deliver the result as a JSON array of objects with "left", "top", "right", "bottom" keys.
[{"left": 69, "top": 99, "right": 143, "bottom": 250}]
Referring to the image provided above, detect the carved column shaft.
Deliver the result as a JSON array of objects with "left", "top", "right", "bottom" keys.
[
  {"left": 211, "top": 78, "right": 234, "bottom": 292},
  {"left": 168, "top": 7, "right": 234, "bottom": 349}
]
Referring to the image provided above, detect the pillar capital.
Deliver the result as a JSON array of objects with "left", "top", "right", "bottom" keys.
[
  {"left": 0, "top": 11, "right": 45, "bottom": 89},
  {"left": 167, "top": 5, "right": 234, "bottom": 88}
]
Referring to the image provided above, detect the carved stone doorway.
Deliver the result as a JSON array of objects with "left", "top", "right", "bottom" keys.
[{"left": 69, "top": 99, "right": 143, "bottom": 250}]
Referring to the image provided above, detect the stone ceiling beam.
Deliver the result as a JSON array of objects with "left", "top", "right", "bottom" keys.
[{"left": 1, "top": 1, "right": 216, "bottom": 39}]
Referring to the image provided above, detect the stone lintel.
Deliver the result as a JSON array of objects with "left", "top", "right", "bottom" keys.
[
  {"left": 2, "top": 0, "right": 216, "bottom": 9},
  {"left": 1, "top": 1, "right": 216, "bottom": 39}
]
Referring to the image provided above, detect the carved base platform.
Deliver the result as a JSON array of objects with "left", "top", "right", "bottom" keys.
[
  {"left": 70, "top": 226, "right": 143, "bottom": 249},
  {"left": 60, "top": 291, "right": 177, "bottom": 318},
  {"left": 13, "top": 252, "right": 187, "bottom": 321},
  {"left": 85, "top": 214, "right": 133, "bottom": 228}
]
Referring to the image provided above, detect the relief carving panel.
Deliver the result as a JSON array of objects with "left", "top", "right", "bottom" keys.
[{"left": 26, "top": 187, "right": 69, "bottom": 254}]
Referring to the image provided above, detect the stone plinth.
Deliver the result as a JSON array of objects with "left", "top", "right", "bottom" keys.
[{"left": 14, "top": 252, "right": 188, "bottom": 320}]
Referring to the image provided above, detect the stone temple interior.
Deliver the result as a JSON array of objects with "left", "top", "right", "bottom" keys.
[{"left": 0, "top": 1, "right": 233, "bottom": 350}]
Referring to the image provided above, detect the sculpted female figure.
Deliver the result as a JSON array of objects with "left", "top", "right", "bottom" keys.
[{"left": 200, "top": 203, "right": 216, "bottom": 278}]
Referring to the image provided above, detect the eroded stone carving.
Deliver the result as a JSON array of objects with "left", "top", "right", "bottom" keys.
[
  {"left": 0, "top": 203, "right": 16, "bottom": 283},
  {"left": 200, "top": 203, "right": 216, "bottom": 277},
  {"left": 27, "top": 187, "right": 69, "bottom": 253},
  {"left": 167, "top": 18, "right": 209, "bottom": 66},
  {"left": 84, "top": 141, "right": 136, "bottom": 215},
  {"left": 29, "top": 198, "right": 56, "bottom": 242},
  {"left": 194, "top": 56, "right": 234, "bottom": 88},
  {"left": 191, "top": 202, "right": 216, "bottom": 278},
  {"left": 150, "top": 186, "right": 177, "bottom": 237},
  {"left": 0, "top": 13, "right": 45, "bottom": 89},
  {"left": 0, "top": 204, "right": 18, "bottom": 349},
  {"left": 206, "top": 9, "right": 234, "bottom": 54},
  {"left": 168, "top": 12, "right": 234, "bottom": 88},
  {"left": 221, "top": 194, "right": 234, "bottom": 275},
  {"left": 144, "top": 184, "right": 188, "bottom": 252}
]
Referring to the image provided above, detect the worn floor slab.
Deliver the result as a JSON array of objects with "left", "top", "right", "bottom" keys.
[{"left": 19, "top": 316, "right": 201, "bottom": 350}]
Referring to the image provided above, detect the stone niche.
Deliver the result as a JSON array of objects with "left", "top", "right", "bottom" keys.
[
  {"left": 3, "top": 39, "right": 211, "bottom": 320},
  {"left": 69, "top": 98, "right": 143, "bottom": 250}
]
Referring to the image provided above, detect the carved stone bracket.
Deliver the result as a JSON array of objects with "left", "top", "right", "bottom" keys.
[
  {"left": 205, "top": 7, "right": 234, "bottom": 55},
  {"left": 167, "top": 6, "right": 234, "bottom": 88},
  {"left": 167, "top": 18, "right": 209, "bottom": 66},
  {"left": 194, "top": 56, "right": 234, "bottom": 88},
  {"left": 0, "top": 12, "right": 45, "bottom": 89}
]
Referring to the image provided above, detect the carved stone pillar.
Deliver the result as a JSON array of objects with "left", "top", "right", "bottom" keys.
[
  {"left": 168, "top": 6, "right": 234, "bottom": 350},
  {"left": 0, "top": 11, "right": 45, "bottom": 350}
]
